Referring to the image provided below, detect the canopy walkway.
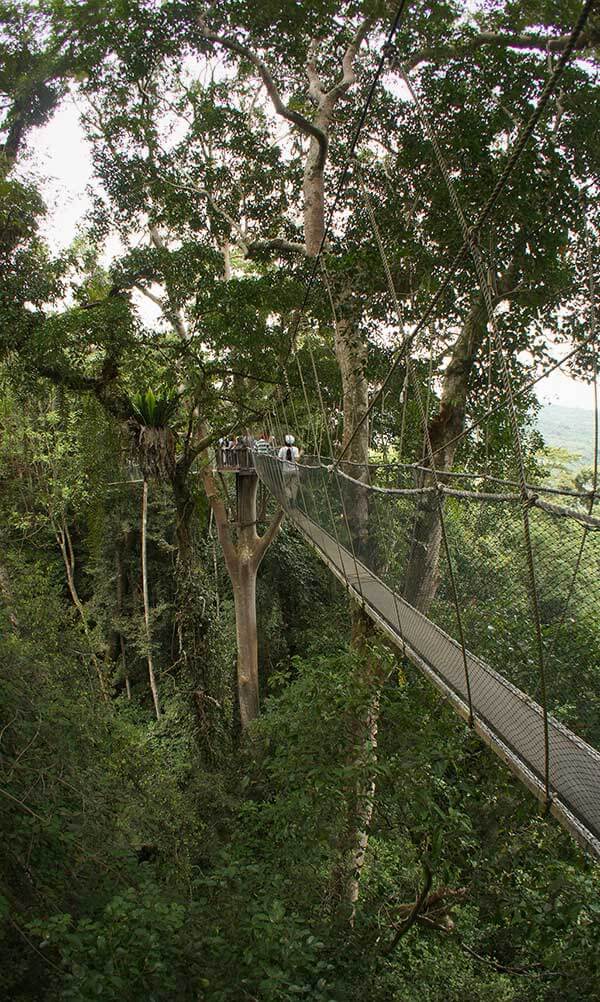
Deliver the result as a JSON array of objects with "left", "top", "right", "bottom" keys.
[
  {"left": 254, "top": 452, "right": 600, "bottom": 859},
  {"left": 244, "top": 0, "right": 600, "bottom": 861}
]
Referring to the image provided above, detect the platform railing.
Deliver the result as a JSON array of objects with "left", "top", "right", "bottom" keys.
[{"left": 214, "top": 446, "right": 255, "bottom": 472}]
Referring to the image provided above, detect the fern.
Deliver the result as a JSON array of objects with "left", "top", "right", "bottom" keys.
[{"left": 131, "top": 389, "right": 178, "bottom": 428}]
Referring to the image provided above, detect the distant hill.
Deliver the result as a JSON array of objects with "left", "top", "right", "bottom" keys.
[{"left": 536, "top": 404, "right": 596, "bottom": 467}]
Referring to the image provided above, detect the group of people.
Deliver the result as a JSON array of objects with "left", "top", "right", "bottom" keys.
[
  {"left": 217, "top": 431, "right": 301, "bottom": 503},
  {"left": 217, "top": 431, "right": 300, "bottom": 464},
  {"left": 254, "top": 432, "right": 300, "bottom": 466}
]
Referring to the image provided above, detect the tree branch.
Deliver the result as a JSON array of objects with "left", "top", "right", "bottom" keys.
[
  {"left": 245, "top": 236, "right": 307, "bottom": 259},
  {"left": 161, "top": 175, "right": 250, "bottom": 253},
  {"left": 208, "top": 366, "right": 285, "bottom": 386},
  {"left": 178, "top": 429, "right": 218, "bottom": 474},
  {"left": 404, "top": 25, "right": 600, "bottom": 71},
  {"left": 162, "top": 175, "right": 306, "bottom": 262},
  {"left": 253, "top": 508, "right": 285, "bottom": 568},
  {"left": 33, "top": 363, "right": 98, "bottom": 394},
  {"left": 197, "top": 17, "right": 328, "bottom": 166},
  {"left": 382, "top": 861, "right": 433, "bottom": 954},
  {"left": 134, "top": 283, "right": 164, "bottom": 308},
  {"left": 32, "top": 359, "right": 132, "bottom": 421},
  {"left": 148, "top": 226, "right": 190, "bottom": 339},
  {"left": 326, "top": 16, "right": 374, "bottom": 103},
  {"left": 306, "top": 39, "right": 326, "bottom": 104}
]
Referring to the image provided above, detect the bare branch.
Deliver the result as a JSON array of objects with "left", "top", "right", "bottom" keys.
[
  {"left": 134, "top": 284, "right": 163, "bottom": 308},
  {"left": 0, "top": 786, "right": 44, "bottom": 821},
  {"left": 382, "top": 861, "right": 433, "bottom": 954},
  {"left": 161, "top": 176, "right": 250, "bottom": 253}
]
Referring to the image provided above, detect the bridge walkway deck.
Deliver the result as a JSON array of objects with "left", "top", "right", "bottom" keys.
[{"left": 289, "top": 507, "right": 600, "bottom": 859}]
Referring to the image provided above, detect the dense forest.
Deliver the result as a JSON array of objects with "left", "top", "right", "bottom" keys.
[{"left": 1, "top": 1, "right": 600, "bottom": 1000}]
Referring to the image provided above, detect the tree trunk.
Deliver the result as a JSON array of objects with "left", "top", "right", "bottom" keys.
[
  {"left": 334, "top": 305, "right": 371, "bottom": 560},
  {"left": 404, "top": 300, "right": 487, "bottom": 612},
  {"left": 233, "top": 561, "right": 259, "bottom": 729},
  {"left": 115, "top": 540, "right": 131, "bottom": 698},
  {"left": 329, "top": 281, "right": 384, "bottom": 922},
  {"left": 343, "top": 613, "right": 385, "bottom": 926},
  {"left": 303, "top": 138, "right": 325, "bottom": 257},
  {"left": 56, "top": 519, "right": 109, "bottom": 702},
  {"left": 201, "top": 465, "right": 283, "bottom": 731},
  {"left": 233, "top": 472, "right": 261, "bottom": 727}
]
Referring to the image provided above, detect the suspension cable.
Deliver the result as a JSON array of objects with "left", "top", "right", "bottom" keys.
[
  {"left": 319, "top": 266, "right": 410, "bottom": 654},
  {"left": 546, "top": 194, "right": 598, "bottom": 659},
  {"left": 428, "top": 331, "right": 599, "bottom": 463},
  {"left": 290, "top": 326, "right": 362, "bottom": 599}
]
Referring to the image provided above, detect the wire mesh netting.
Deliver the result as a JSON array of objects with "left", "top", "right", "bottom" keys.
[{"left": 253, "top": 450, "right": 600, "bottom": 856}]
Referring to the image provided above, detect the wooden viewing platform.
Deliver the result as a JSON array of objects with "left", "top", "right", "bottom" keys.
[{"left": 214, "top": 446, "right": 256, "bottom": 473}]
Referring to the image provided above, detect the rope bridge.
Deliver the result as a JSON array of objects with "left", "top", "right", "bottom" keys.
[
  {"left": 254, "top": 452, "right": 600, "bottom": 858},
  {"left": 250, "top": 0, "right": 600, "bottom": 858}
]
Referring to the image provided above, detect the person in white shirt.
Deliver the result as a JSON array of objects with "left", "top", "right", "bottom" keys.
[{"left": 277, "top": 434, "right": 300, "bottom": 503}]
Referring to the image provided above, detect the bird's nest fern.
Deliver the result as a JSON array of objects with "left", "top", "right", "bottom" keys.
[{"left": 130, "top": 389, "right": 179, "bottom": 481}]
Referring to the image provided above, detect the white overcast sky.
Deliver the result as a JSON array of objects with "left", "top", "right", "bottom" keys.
[{"left": 21, "top": 94, "right": 596, "bottom": 413}]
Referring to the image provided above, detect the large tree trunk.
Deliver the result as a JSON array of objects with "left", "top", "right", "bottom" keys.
[
  {"left": 330, "top": 611, "right": 386, "bottom": 926},
  {"left": 329, "top": 282, "right": 385, "bottom": 923},
  {"left": 403, "top": 300, "right": 486, "bottom": 612},
  {"left": 233, "top": 473, "right": 261, "bottom": 727},
  {"left": 303, "top": 137, "right": 325, "bottom": 257},
  {"left": 334, "top": 304, "right": 371, "bottom": 560},
  {"left": 233, "top": 560, "right": 259, "bottom": 729},
  {"left": 201, "top": 465, "right": 283, "bottom": 730}
]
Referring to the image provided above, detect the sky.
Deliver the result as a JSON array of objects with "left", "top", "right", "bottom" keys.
[{"left": 20, "top": 95, "right": 596, "bottom": 414}]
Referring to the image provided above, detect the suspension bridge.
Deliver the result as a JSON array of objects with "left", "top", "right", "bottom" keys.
[
  {"left": 244, "top": 0, "right": 600, "bottom": 859},
  {"left": 248, "top": 450, "right": 600, "bottom": 860}
]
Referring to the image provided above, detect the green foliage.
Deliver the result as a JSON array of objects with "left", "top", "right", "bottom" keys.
[
  {"left": 1, "top": 1, "right": 600, "bottom": 1000},
  {"left": 29, "top": 888, "right": 203, "bottom": 1002},
  {"left": 131, "top": 387, "right": 179, "bottom": 428}
]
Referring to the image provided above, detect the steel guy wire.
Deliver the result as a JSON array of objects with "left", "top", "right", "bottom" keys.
[{"left": 546, "top": 193, "right": 599, "bottom": 659}]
